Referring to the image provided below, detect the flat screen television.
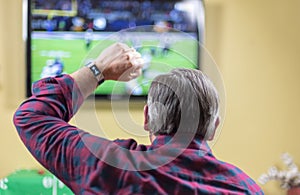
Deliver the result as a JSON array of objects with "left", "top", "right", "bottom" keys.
[{"left": 25, "top": 0, "right": 205, "bottom": 99}]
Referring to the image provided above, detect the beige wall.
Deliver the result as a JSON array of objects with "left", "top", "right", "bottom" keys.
[
  {"left": 206, "top": 0, "right": 300, "bottom": 194},
  {"left": 1, "top": 0, "right": 300, "bottom": 194}
]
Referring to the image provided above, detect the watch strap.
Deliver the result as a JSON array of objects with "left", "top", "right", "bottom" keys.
[{"left": 85, "top": 62, "right": 105, "bottom": 85}]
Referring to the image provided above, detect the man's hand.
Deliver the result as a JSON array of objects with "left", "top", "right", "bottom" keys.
[
  {"left": 71, "top": 42, "right": 144, "bottom": 99},
  {"left": 95, "top": 43, "right": 144, "bottom": 81}
]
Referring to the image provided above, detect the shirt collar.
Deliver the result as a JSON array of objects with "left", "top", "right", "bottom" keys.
[{"left": 150, "top": 134, "right": 212, "bottom": 154}]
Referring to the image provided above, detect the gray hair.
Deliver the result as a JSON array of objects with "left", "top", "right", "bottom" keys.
[{"left": 147, "top": 68, "right": 219, "bottom": 140}]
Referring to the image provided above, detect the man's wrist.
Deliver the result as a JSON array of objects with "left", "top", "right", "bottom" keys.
[{"left": 85, "top": 61, "right": 105, "bottom": 85}]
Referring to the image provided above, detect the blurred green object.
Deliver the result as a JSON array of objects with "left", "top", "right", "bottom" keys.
[{"left": 0, "top": 169, "right": 73, "bottom": 195}]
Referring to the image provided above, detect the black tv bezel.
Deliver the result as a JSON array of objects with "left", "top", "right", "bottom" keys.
[
  {"left": 25, "top": 0, "right": 205, "bottom": 99},
  {"left": 26, "top": 0, "right": 32, "bottom": 98}
]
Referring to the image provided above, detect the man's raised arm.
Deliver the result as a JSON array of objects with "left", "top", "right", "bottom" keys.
[{"left": 13, "top": 43, "right": 143, "bottom": 192}]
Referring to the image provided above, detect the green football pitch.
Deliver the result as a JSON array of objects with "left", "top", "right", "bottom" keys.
[{"left": 31, "top": 37, "right": 198, "bottom": 95}]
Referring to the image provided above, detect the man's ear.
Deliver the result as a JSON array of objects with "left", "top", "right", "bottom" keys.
[
  {"left": 208, "top": 116, "right": 220, "bottom": 141},
  {"left": 144, "top": 105, "right": 149, "bottom": 131}
]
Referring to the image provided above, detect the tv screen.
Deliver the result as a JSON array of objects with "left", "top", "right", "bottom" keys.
[{"left": 26, "top": 0, "right": 205, "bottom": 98}]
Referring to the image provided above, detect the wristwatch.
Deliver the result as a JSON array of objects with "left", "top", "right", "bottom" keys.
[{"left": 85, "top": 61, "right": 105, "bottom": 85}]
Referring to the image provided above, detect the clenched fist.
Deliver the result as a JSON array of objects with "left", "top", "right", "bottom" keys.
[{"left": 95, "top": 43, "right": 144, "bottom": 81}]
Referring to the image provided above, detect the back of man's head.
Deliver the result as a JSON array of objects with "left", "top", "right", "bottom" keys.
[{"left": 147, "top": 68, "right": 219, "bottom": 140}]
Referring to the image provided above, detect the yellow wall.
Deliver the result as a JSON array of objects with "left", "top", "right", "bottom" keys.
[
  {"left": 206, "top": 0, "right": 300, "bottom": 194},
  {"left": 1, "top": 0, "right": 300, "bottom": 194}
]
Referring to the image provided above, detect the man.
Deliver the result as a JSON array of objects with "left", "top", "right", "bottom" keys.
[{"left": 14, "top": 43, "right": 263, "bottom": 194}]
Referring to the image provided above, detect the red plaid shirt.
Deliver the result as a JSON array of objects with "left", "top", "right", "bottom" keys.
[{"left": 14, "top": 75, "right": 264, "bottom": 194}]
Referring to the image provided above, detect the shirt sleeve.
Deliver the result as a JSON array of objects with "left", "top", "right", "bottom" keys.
[{"left": 13, "top": 75, "right": 90, "bottom": 190}]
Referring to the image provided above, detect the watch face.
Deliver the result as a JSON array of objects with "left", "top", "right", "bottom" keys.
[{"left": 89, "top": 64, "right": 101, "bottom": 77}]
